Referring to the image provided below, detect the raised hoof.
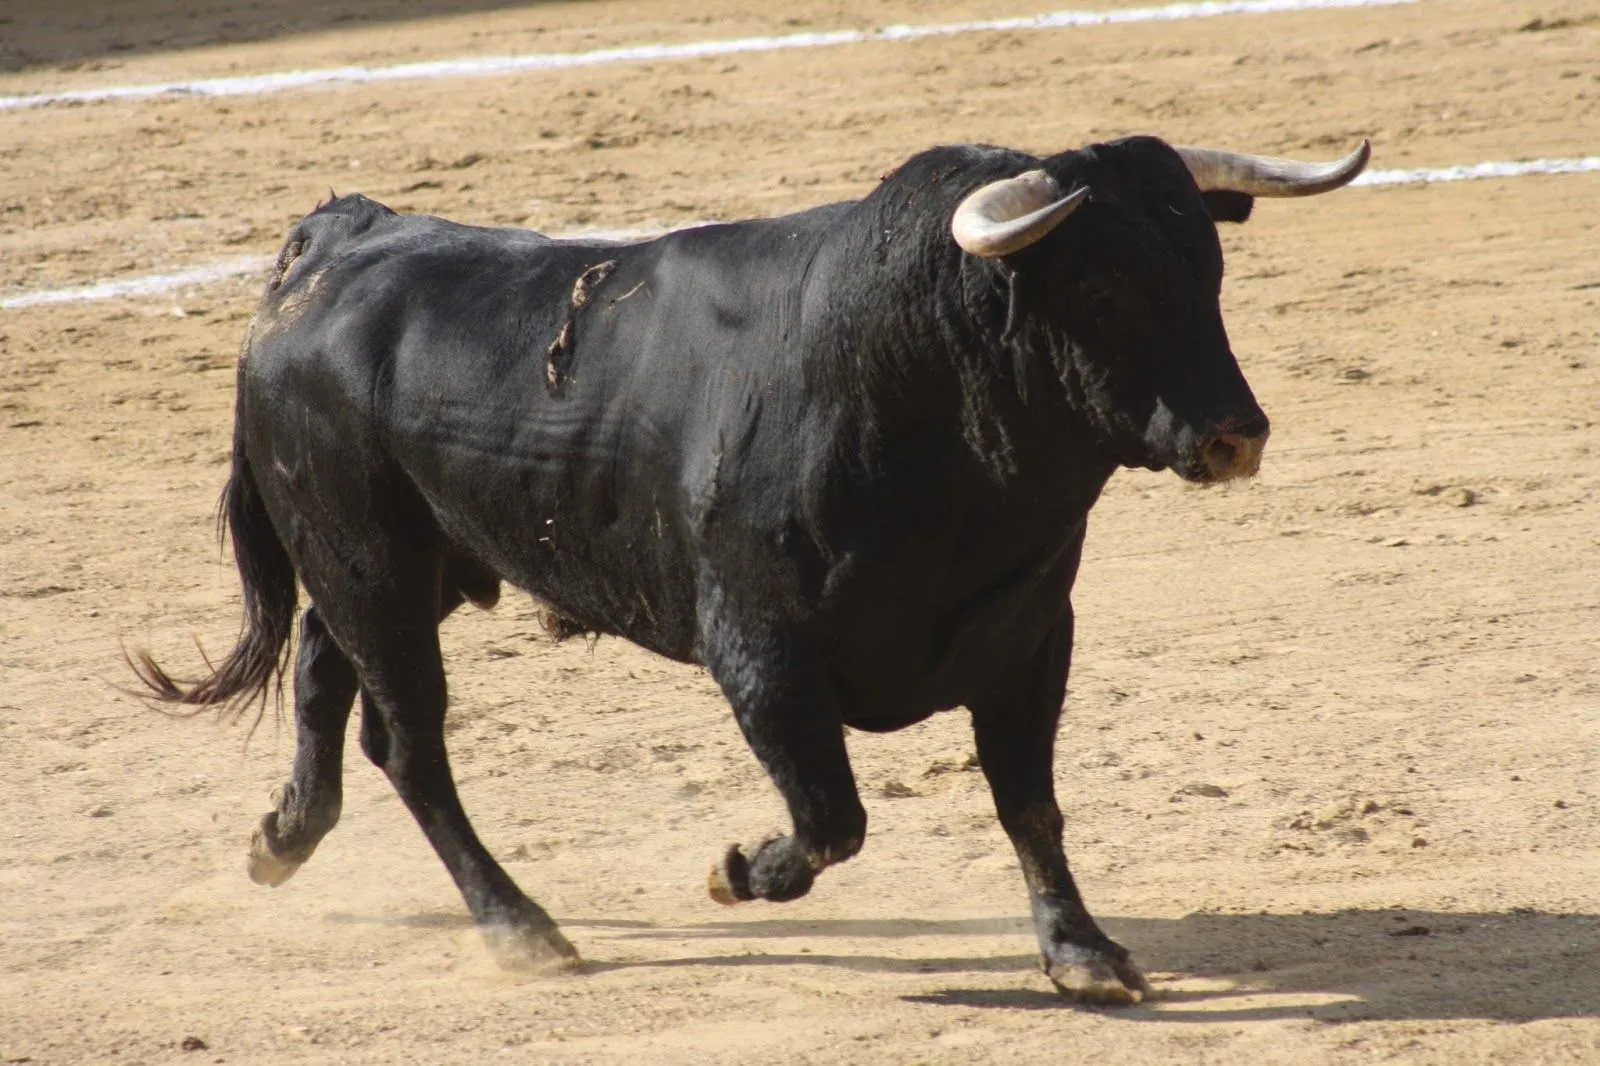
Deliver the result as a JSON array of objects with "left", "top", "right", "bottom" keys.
[
  {"left": 1045, "top": 950, "right": 1153, "bottom": 1006},
  {"left": 707, "top": 844, "right": 753, "bottom": 906},
  {"left": 246, "top": 813, "right": 311, "bottom": 887},
  {"left": 481, "top": 923, "right": 582, "bottom": 974}
]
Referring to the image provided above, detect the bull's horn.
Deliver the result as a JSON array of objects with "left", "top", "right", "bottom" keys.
[
  {"left": 951, "top": 170, "right": 1090, "bottom": 257},
  {"left": 1173, "top": 139, "right": 1371, "bottom": 197}
]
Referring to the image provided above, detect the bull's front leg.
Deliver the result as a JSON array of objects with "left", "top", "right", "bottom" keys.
[
  {"left": 969, "top": 612, "right": 1152, "bottom": 1005},
  {"left": 699, "top": 607, "right": 866, "bottom": 905}
]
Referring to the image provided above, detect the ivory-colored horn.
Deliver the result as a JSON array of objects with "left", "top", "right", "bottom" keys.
[
  {"left": 1173, "top": 139, "right": 1371, "bottom": 197},
  {"left": 951, "top": 170, "right": 1090, "bottom": 257}
]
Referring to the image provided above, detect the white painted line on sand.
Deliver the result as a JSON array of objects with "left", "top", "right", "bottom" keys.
[
  {"left": 0, "top": 226, "right": 694, "bottom": 310},
  {"left": 0, "top": 0, "right": 1416, "bottom": 113},
  {"left": 1353, "top": 156, "right": 1600, "bottom": 186},
  {"left": 3, "top": 155, "right": 1593, "bottom": 311},
  {"left": 0, "top": 256, "right": 270, "bottom": 309}
]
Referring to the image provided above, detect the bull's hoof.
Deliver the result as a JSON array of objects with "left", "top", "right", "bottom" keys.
[
  {"left": 246, "top": 812, "right": 310, "bottom": 887},
  {"left": 1044, "top": 948, "right": 1153, "bottom": 1006},
  {"left": 482, "top": 923, "right": 582, "bottom": 973},
  {"left": 707, "top": 844, "right": 753, "bottom": 905}
]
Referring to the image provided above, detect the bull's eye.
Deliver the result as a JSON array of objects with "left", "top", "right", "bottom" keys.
[{"left": 1077, "top": 281, "right": 1119, "bottom": 318}]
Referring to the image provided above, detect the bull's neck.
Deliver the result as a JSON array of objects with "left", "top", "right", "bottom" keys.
[{"left": 816, "top": 244, "right": 1120, "bottom": 517}]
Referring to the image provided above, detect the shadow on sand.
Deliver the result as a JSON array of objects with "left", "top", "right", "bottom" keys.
[
  {"left": 2, "top": 1, "right": 561, "bottom": 73},
  {"left": 553, "top": 909, "right": 1600, "bottom": 1022}
]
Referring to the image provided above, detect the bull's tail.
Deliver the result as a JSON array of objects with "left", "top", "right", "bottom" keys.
[{"left": 131, "top": 414, "right": 297, "bottom": 717}]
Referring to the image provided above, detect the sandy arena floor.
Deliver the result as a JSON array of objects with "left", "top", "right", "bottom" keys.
[{"left": 2, "top": 0, "right": 1598, "bottom": 1062}]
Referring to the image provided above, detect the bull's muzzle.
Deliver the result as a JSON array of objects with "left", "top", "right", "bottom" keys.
[{"left": 1199, "top": 422, "right": 1269, "bottom": 482}]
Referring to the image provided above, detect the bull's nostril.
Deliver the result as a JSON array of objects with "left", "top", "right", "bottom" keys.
[
  {"left": 1205, "top": 437, "right": 1238, "bottom": 472},
  {"left": 1200, "top": 430, "right": 1266, "bottom": 481}
]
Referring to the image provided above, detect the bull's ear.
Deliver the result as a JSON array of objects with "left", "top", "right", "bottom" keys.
[{"left": 1201, "top": 190, "right": 1254, "bottom": 224}]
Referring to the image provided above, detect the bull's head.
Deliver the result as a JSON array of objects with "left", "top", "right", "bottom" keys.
[{"left": 949, "top": 137, "right": 1369, "bottom": 484}]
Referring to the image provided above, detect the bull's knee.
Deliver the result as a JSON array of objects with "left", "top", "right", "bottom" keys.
[
  {"left": 813, "top": 803, "right": 867, "bottom": 865},
  {"left": 358, "top": 695, "right": 389, "bottom": 768}
]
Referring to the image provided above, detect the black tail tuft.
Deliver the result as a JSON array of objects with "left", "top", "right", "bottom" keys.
[{"left": 130, "top": 413, "right": 297, "bottom": 724}]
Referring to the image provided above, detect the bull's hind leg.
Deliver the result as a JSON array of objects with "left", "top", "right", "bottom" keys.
[
  {"left": 968, "top": 613, "right": 1151, "bottom": 1006},
  {"left": 699, "top": 610, "right": 867, "bottom": 905},
  {"left": 353, "top": 561, "right": 496, "bottom": 776},
  {"left": 249, "top": 560, "right": 496, "bottom": 886},
  {"left": 309, "top": 568, "right": 575, "bottom": 971},
  {"left": 248, "top": 606, "right": 358, "bottom": 886}
]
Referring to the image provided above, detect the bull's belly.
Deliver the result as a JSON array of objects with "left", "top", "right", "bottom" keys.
[
  {"left": 840, "top": 706, "right": 940, "bottom": 733},
  {"left": 454, "top": 522, "right": 703, "bottom": 665},
  {"left": 522, "top": 570, "right": 702, "bottom": 664},
  {"left": 399, "top": 447, "right": 701, "bottom": 662}
]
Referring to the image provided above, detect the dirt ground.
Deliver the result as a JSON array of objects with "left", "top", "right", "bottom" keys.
[{"left": 2, "top": 0, "right": 1598, "bottom": 1062}]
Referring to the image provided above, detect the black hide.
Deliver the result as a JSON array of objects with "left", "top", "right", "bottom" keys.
[{"left": 140, "top": 135, "right": 1284, "bottom": 1003}]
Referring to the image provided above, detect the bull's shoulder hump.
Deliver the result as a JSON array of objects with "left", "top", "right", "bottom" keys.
[{"left": 646, "top": 201, "right": 858, "bottom": 252}]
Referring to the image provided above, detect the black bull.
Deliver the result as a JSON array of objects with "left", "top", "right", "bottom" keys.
[{"left": 137, "top": 135, "right": 1369, "bottom": 1004}]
